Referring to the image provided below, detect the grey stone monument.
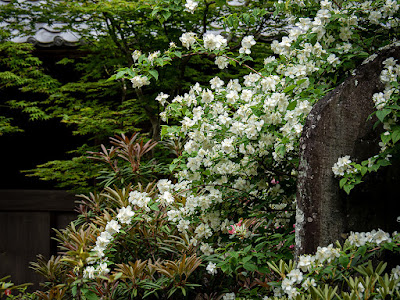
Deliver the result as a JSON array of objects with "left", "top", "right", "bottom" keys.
[{"left": 296, "top": 45, "right": 400, "bottom": 255}]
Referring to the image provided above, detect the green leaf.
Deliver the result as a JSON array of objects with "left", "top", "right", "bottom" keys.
[
  {"left": 242, "top": 13, "right": 250, "bottom": 24},
  {"left": 287, "top": 100, "right": 297, "bottom": 111},
  {"left": 376, "top": 109, "right": 391, "bottom": 122},
  {"left": 215, "top": 0, "right": 227, "bottom": 6},
  {"left": 339, "top": 256, "right": 350, "bottom": 267},
  {"left": 392, "top": 128, "right": 400, "bottom": 143},
  {"left": 356, "top": 246, "right": 367, "bottom": 256},
  {"left": 243, "top": 245, "right": 252, "bottom": 253},
  {"left": 283, "top": 84, "right": 296, "bottom": 93},
  {"left": 339, "top": 178, "right": 347, "bottom": 189},
  {"left": 169, "top": 163, "right": 176, "bottom": 172},
  {"left": 381, "top": 132, "right": 391, "bottom": 144},
  {"left": 251, "top": 106, "right": 263, "bottom": 117},
  {"left": 162, "top": 10, "right": 171, "bottom": 20},
  {"left": 151, "top": 8, "right": 159, "bottom": 18},
  {"left": 148, "top": 70, "right": 159, "bottom": 80},
  {"left": 72, "top": 285, "right": 77, "bottom": 297},
  {"left": 377, "top": 159, "right": 391, "bottom": 167},
  {"left": 149, "top": 203, "right": 160, "bottom": 211},
  {"left": 115, "top": 70, "right": 127, "bottom": 80},
  {"left": 243, "top": 262, "right": 257, "bottom": 272},
  {"left": 83, "top": 290, "right": 99, "bottom": 300},
  {"left": 242, "top": 256, "right": 252, "bottom": 263},
  {"left": 360, "top": 166, "right": 368, "bottom": 176},
  {"left": 383, "top": 243, "right": 394, "bottom": 251},
  {"left": 343, "top": 184, "right": 353, "bottom": 194}
]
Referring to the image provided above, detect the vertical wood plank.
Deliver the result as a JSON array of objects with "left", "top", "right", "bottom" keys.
[{"left": 0, "top": 212, "right": 51, "bottom": 289}]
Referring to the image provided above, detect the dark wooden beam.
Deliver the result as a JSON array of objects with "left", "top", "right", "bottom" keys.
[{"left": 0, "top": 190, "right": 77, "bottom": 212}]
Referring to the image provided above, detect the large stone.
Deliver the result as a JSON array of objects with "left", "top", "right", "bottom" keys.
[{"left": 296, "top": 45, "right": 400, "bottom": 255}]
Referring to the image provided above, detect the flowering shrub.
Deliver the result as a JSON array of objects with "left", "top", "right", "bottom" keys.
[
  {"left": 29, "top": 0, "right": 400, "bottom": 299},
  {"left": 114, "top": 0, "right": 400, "bottom": 262},
  {"left": 267, "top": 230, "right": 400, "bottom": 299}
]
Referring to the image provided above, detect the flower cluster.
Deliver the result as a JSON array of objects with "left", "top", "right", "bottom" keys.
[
  {"left": 206, "top": 262, "right": 217, "bottom": 275},
  {"left": 83, "top": 262, "right": 110, "bottom": 279},
  {"left": 332, "top": 155, "right": 356, "bottom": 177},
  {"left": 347, "top": 229, "right": 392, "bottom": 246},
  {"left": 130, "top": 75, "right": 150, "bottom": 89},
  {"left": 184, "top": 0, "right": 198, "bottom": 14},
  {"left": 239, "top": 35, "right": 256, "bottom": 54},
  {"left": 179, "top": 32, "right": 197, "bottom": 49},
  {"left": 273, "top": 230, "right": 400, "bottom": 299},
  {"left": 203, "top": 33, "right": 227, "bottom": 51},
  {"left": 83, "top": 190, "right": 157, "bottom": 277},
  {"left": 373, "top": 57, "right": 400, "bottom": 110}
]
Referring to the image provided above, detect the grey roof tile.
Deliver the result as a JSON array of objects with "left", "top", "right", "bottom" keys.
[{"left": 1, "top": 0, "right": 82, "bottom": 47}]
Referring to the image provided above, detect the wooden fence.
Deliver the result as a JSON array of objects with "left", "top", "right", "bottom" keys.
[{"left": 0, "top": 190, "right": 77, "bottom": 290}]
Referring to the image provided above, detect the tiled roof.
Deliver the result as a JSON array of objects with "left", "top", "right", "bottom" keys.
[{"left": 0, "top": 0, "right": 82, "bottom": 47}]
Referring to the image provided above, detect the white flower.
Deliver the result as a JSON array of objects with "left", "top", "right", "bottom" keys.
[
  {"left": 222, "top": 293, "right": 235, "bottom": 300},
  {"left": 184, "top": 0, "right": 198, "bottom": 13},
  {"left": 286, "top": 286, "right": 299, "bottom": 299},
  {"left": 210, "top": 76, "right": 224, "bottom": 90},
  {"left": 105, "top": 220, "right": 121, "bottom": 235},
  {"left": 97, "top": 262, "right": 110, "bottom": 276},
  {"left": 206, "top": 262, "right": 217, "bottom": 275},
  {"left": 391, "top": 265, "right": 400, "bottom": 279},
  {"left": 315, "top": 244, "right": 340, "bottom": 263},
  {"left": 117, "top": 206, "right": 135, "bottom": 224},
  {"left": 96, "top": 231, "right": 112, "bottom": 249},
  {"left": 148, "top": 51, "right": 160, "bottom": 65},
  {"left": 264, "top": 56, "right": 276, "bottom": 64},
  {"left": 215, "top": 56, "right": 229, "bottom": 69},
  {"left": 132, "top": 50, "right": 141, "bottom": 62},
  {"left": 227, "top": 79, "right": 241, "bottom": 92},
  {"left": 203, "top": 33, "right": 227, "bottom": 51},
  {"left": 195, "top": 223, "right": 212, "bottom": 239},
  {"left": 297, "top": 255, "right": 315, "bottom": 272},
  {"left": 332, "top": 155, "right": 356, "bottom": 177},
  {"left": 93, "top": 245, "right": 105, "bottom": 258},
  {"left": 327, "top": 54, "right": 340, "bottom": 66},
  {"left": 160, "top": 191, "right": 174, "bottom": 205},
  {"left": 383, "top": 57, "right": 397, "bottom": 67},
  {"left": 221, "top": 137, "right": 235, "bottom": 153},
  {"left": 287, "top": 269, "right": 303, "bottom": 284},
  {"left": 302, "top": 278, "right": 316, "bottom": 290},
  {"left": 130, "top": 75, "right": 150, "bottom": 89},
  {"left": 373, "top": 229, "right": 392, "bottom": 244},
  {"left": 157, "top": 179, "right": 172, "bottom": 193},
  {"left": 167, "top": 209, "right": 181, "bottom": 222},
  {"left": 200, "top": 243, "right": 214, "bottom": 255},
  {"left": 369, "top": 10, "right": 382, "bottom": 24},
  {"left": 180, "top": 32, "right": 197, "bottom": 49},
  {"left": 177, "top": 219, "right": 190, "bottom": 232},
  {"left": 339, "top": 27, "right": 352, "bottom": 41},
  {"left": 83, "top": 266, "right": 96, "bottom": 279},
  {"left": 239, "top": 35, "right": 256, "bottom": 54},
  {"left": 281, "top": 277, "right": 294, "bottom": 292},
  {"left": 155, "top": 92, "right": 169, "bottom": 106},
  {"left": 357, "top": 282, "right": 365, "bottom": 294},
  {"left": 129, "top": 191, "right": 152, "bottom": 211},
  {"left": 348, "top": 231, "right": 368, "bottom": 247}
]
